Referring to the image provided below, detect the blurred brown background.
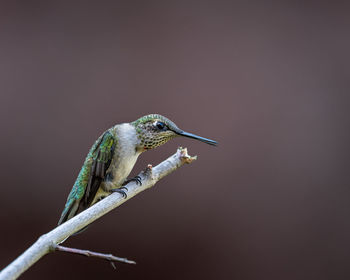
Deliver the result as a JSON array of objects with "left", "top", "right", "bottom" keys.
[{"left": 1, "top": 1, "right": 350, "bottom": 279}]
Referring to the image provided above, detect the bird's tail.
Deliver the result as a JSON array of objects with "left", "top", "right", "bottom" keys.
[{"left": 57, "top": 199, "right": 79, "bottom": 226}]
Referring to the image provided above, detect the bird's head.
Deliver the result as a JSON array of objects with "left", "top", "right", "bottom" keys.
[{"left": 132, "top": 114, "right": 217, "bottom": 150}]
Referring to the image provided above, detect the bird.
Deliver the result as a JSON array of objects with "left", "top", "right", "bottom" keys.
[{"left": 58, "top": 114, "right": 217, "bottom": 227}]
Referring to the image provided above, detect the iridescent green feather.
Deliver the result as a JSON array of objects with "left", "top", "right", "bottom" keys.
[{"left": 58, "top": 130, "right": 116, "bottom": 225}]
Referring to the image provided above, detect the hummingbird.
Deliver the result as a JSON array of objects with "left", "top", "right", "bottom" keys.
[{"left": 58, "top": 114, "right": 217, "bottom": 226}]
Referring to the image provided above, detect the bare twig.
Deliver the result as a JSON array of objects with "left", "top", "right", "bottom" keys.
[
  {"left": 0, "top": 148, "right": 196, "bottom": 280},
  {"left": 53, "top": 244, "right": 136, "bottom": 266}
]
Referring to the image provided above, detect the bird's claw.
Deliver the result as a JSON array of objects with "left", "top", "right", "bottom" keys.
[
  {"left": 111, "top": 188, "right": 127, "bottom": 198},
  {"left": 133, "top": 176, "right": 142, "bottom": 185},
  {"left": 123, "top": 175, "right": 142, "bottom": 186}
]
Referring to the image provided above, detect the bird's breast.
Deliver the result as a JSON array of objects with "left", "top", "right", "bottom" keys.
[
  {"left": 90, "top": 123, "right": 141, "bottom": 204},
  {"left": 108, "top": 153, "right": 139, "bottom": 187},
  {"left": 104, "top": 123, "right": 141, "bottom": 190}
]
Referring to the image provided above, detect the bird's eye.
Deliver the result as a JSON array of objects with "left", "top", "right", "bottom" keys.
[{"left": 155, "top": 121, "right": 166, "bottom": 130}]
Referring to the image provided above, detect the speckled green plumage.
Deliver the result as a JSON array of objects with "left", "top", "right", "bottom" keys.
[
  {"left": 132, "top": 114, "right": 181, "bottom": 149},
  {"left": 58, "top": 130, "right": 117, "bottom": 225}
]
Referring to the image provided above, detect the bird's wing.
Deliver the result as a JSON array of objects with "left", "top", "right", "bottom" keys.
[
  {"left": 58, "top": 130, "right": 116, "bottom": 225},
  {"left": 84, "top": 130, "right": 116, "bottom": 206}
]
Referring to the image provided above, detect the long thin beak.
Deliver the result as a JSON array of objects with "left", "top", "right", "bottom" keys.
[{"left": 177, "top": 131, "right": 218, "bottom": 146}]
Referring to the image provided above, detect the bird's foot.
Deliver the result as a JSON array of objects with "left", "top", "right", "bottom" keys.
[
  {"left": 110, "top": 187, "right": 128, "bottom": 198},
  {"left": 122, "top": 175, "right": 142, "bottom": 186}
]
